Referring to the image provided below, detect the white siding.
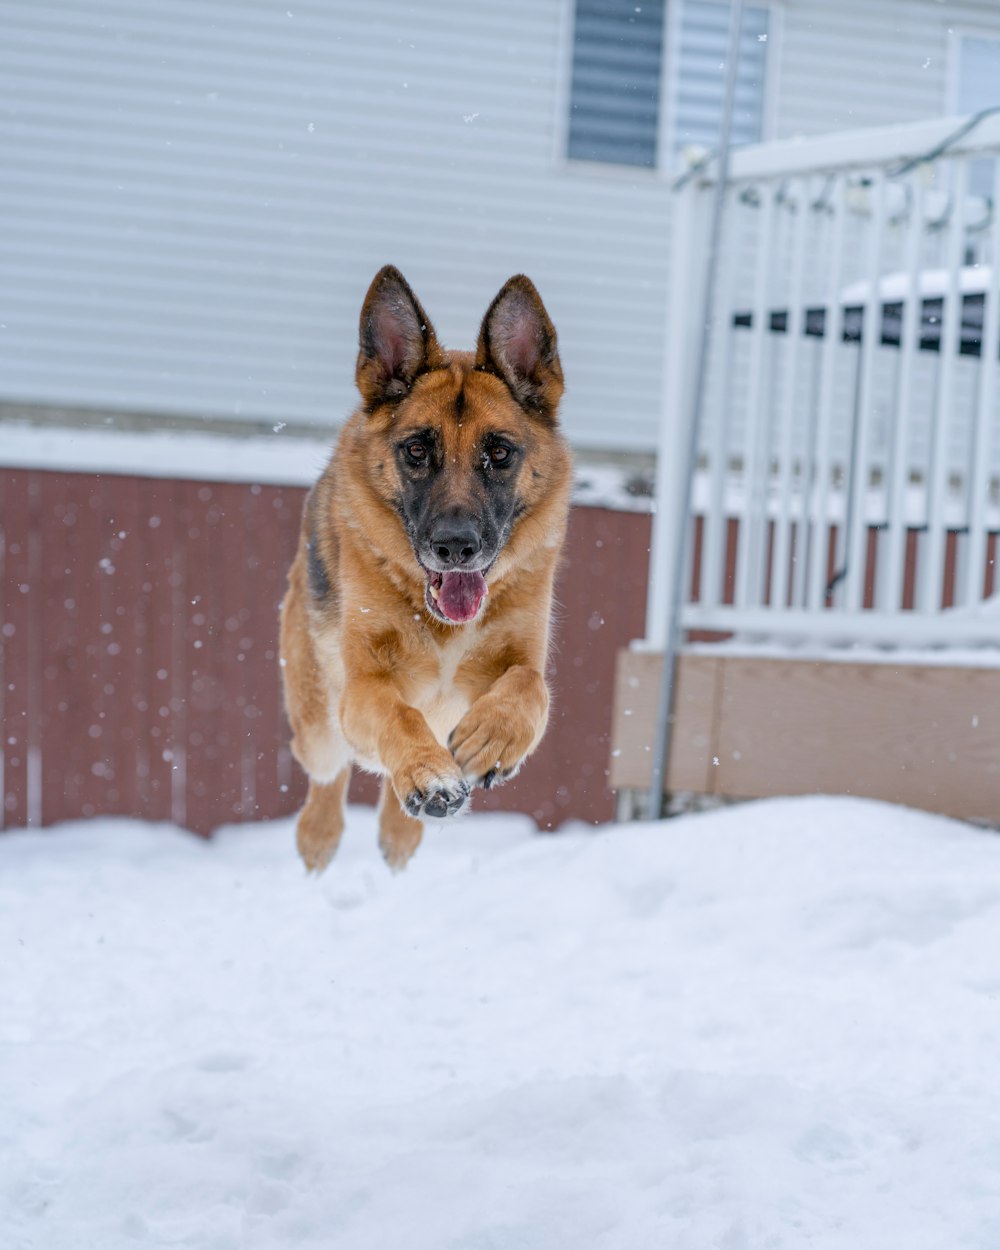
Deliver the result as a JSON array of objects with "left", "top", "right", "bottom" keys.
[
  {"left": 0, "top": 0, "right": 673, "bottom": 450},
  {"left": 2, "top": 0, "right": 1000, "bottom": 452},
  {"left": 774, "top": 0, "right": 1000, "bottom": 139}
]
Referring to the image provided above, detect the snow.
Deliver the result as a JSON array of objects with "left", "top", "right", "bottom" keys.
[
  {"left": 0, "top": 421, "right": 333, "bottom": 488},
  {"left": 3, "top": 797, "right": 1000, "bottom": 1248},
  {"left": 684, "top": 637, "right": 1000, "bottom": 668},
  {"left": 840, "top": 263, "right": 994, "bottom": 305}
]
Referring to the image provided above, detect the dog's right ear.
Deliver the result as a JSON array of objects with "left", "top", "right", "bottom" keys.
[{"left": 356, "top": 266, "right": 444, "bottom": 408}]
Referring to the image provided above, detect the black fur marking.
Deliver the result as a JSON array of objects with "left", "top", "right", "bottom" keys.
[{"left": 307, "top": 537, "right": 332, "bottom": 603}]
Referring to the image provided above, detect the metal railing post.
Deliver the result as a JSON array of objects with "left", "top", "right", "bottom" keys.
[{"left": 646, "top": 0, "right": 745, "bottom": 819}]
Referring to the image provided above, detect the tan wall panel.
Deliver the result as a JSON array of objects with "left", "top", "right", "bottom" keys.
[
  {"left": 610, "top": 651, "right": 718, "bottom": 792},
  {"left": 714, "top": 658, "right": 1000, "bottom": 822}
]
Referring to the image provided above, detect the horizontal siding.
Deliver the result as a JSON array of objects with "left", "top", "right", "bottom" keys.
[
  {"left": 775, "top": 0, "right": 1000, "bottom": 138},
  {"left": 3, "top": 0, "right": 1000, "bottom": 450},
  {"left": 0, "top": 0, "right": 674, "bottom": 449}
]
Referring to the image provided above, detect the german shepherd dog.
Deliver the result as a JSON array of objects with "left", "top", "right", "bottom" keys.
[{"left": 279, "top": 266, "right": 572, "bottom": 870}]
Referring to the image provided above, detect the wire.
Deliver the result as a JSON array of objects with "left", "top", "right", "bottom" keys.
[
  {"left": 890, "top": 106, "right": 1000, "bottom": 178},
  {"left": 682, "top": 108, "right": 1000, "bottom": 207},
  {"left": 672, "top": 149, "right": 716, "bottom": 193}
]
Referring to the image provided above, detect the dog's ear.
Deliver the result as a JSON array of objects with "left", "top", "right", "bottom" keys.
[
  {"left": 356, "top": 266, "right": 444, "bottom": 408},
  {"left": 475, "top": 275, "right": 564, "bottom": 421}
]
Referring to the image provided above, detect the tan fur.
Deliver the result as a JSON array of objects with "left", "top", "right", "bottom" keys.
[
  {"left": 376, "top": 781, "right": 424, "bottom": 871},
  {"left": 279, "top": 268, "right": 572, "bottom": 871}
]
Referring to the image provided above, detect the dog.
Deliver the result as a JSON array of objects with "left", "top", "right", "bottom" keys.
[{"left": 279, "top": 265, "right": 572, "bottom": 870}]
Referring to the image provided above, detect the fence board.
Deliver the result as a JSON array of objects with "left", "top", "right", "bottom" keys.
[
  {"left": 104, "top": 475, "right": 143, "bottom": 817},
  {"left": 214, "top": 481, "right": 252, "bottom": 825},
  {"left": 76, "top": 480, "right": 113, "bottom": 821},
  {"left": 142, "top": 479, "right": 179, "bottom": 823},
  {"left": 2, "top": 471, "right": 32, "bottom": 828},
  {"left": 38, "top": 472, "right": 80, "bottom": 826},
  {"left": 498, "top": 506, "right": 652, "bottom": 828},
  {"left": 275, "top": 488, "right": 302, "bottom": 809},
  {"left": 182, "top": 482, "right": 231, "bottom": 836},
  {"left": 248, "top": 487, "right": 271, "bottom": 812}
]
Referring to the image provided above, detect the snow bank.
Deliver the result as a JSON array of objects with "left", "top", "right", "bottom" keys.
[{"left": 2, "top": 797, "right": 999, "bottom": 1248}]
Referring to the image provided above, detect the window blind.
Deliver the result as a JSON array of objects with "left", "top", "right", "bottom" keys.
[
  {"left": 567, "top": 0, "right": 667, "bottom": 167},
  {"left": 673, "top": 0, "right": 769, "bottom": 157}
]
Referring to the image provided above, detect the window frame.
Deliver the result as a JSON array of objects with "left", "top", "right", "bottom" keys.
[
  {"left": 945, "top": 24, "right": 1000, "bottom": 118},
  {"left": 945, "top": 24, "right": 1000, "bottom": 210}
]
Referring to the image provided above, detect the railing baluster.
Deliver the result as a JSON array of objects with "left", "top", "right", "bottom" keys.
[
  {"left": 645, "top": 176, "right": 703, "bottom": 648},
  {"left": 671, "top": 117, "right": 1000, "bottom": 648},
  {"left": 806, "top": 176, "right": 847, "bottom": 611},
  {"left": 920, "top": 158, "right": 969, "bottom": 612},
  {"left": 843, "top": 170, "right": 888, "bottom": 613},
  {"left": 791, "top": 334, "right": 822, "bottom": 608},
  {"left": 770, "top": 176, "right": 810, "bottom": 608},
  {"left": 962, "top": 156, "right": 1000, "bottom": 607},
  {"left": 880, "top": 175, "right": 925, "bottom": 612},
  {"left": 699, "top": 189, "right": 739, "bottom": 610},
  {"left": 735, "top": 183, "right": 778, "bottom": 611}
]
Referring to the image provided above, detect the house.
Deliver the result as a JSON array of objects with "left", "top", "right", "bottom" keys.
[
  {"left": 4, "top": 0, "right": 1000, "bottom": 454},
  {"left": 3, "top": 0, "right": 1000, "bottom": 834}
]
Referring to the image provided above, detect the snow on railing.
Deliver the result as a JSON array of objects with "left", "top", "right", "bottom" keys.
[{"left": 647, "top": 112, "right": 1000, "bottom": 649}]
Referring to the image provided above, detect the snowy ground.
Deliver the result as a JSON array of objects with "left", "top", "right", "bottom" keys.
[{"left": 2, "top": 797, "right": 999, "bottom": 1249}]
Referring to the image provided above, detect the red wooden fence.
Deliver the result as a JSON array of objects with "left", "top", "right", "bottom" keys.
[{"left": 0, "top": 468, "right": 652, "bottom": 834}]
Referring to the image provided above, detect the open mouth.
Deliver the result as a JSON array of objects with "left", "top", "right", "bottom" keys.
[{"left": 424, "top": 568, "right": 489, "bottom": 624}]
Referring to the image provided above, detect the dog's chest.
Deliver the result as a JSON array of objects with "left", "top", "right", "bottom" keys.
[{"left": 414, "top": 632, "right": 475, "bottom": 745}]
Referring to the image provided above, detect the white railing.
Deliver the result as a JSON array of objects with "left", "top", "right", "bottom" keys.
[{"left": 647, "top": 112, "right": 1000, "bottom": 649}]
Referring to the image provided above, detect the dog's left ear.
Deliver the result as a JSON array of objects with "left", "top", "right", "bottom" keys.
[{"left": 476, "top": 276, "right": 564, "bottom": 422}]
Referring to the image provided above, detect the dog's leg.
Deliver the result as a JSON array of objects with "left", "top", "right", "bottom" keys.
[
  {"left": 449, "top": 664, "right": 549, "bottom": 788},
  {"left": 287, "top": 714, "right": 353, "bottom": 872},
  {"left": 377, "top": 778, "right": 424, "bottom": 871},
  {"left": 296, "top": 767, "right": 351, "bottom": 873},
  {"left": 340, "top": 675, "right": 470, "bottom": 820}
]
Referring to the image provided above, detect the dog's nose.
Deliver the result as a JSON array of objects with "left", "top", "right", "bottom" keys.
[{"left": 431, "top": 522, "right": 482, "bottom": 567}]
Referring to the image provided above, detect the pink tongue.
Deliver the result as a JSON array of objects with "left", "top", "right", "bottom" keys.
[{"left": 437, "top": 570, "right": 487, "bottom": 623}]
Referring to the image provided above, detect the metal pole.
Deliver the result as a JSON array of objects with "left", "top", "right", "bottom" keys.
[{"left": 646, "top": 0, "right": 746, "bottom": 818}]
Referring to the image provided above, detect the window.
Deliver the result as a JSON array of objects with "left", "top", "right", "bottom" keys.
[
  {"left": 955, "top": 34, "right": 1000, "bottom": 116},
  {"left": 954, "top": 34, "right": 1000, "bottom": 196},
  {"left": 566, "top": 0, "right": 771, "bottom": 170},
  {"left": 674, "top": 2, "right": 769, "bottom": 156}
]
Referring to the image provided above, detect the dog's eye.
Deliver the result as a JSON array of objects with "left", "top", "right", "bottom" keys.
[
  {"left": 405, "top": 441, "right": 428, "bottom": 463},
  {"left": 489, "top": 445, "right": 512, "bottom": 465}
]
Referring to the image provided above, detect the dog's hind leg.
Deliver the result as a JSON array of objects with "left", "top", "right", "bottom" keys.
[
  {"left": 377, "top": 777, "right": 423, "bottom": 872},
  {"left": 296, "top": 767, "right": 350, "bottom": 873}
]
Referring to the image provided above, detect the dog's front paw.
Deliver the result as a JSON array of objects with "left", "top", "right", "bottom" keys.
[
  {"left": 396, "top": 766, "right": 471, "bottom": 820},
  {"left": 449, "top": 699, "right": 538, "bottom": 789}
]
